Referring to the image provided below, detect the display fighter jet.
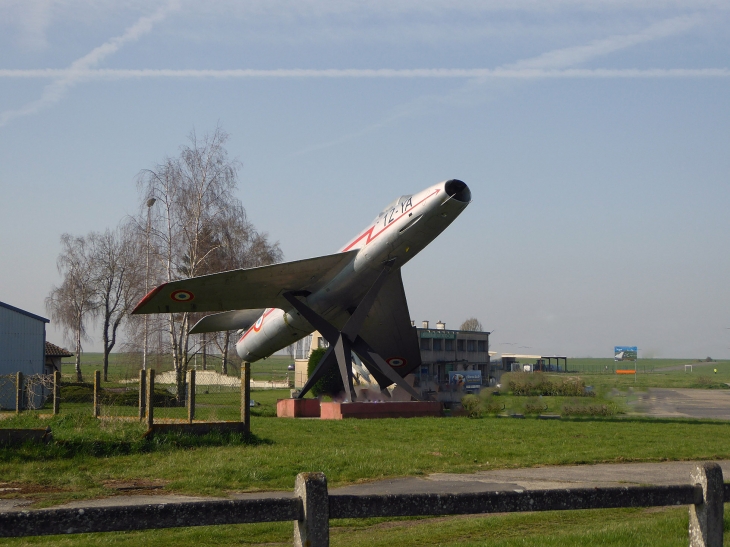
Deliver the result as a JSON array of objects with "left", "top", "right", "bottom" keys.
[{"left": 132, "top": 179, "right": 472, "bottom": 401}]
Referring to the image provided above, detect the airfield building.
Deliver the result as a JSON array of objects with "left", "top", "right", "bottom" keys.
[{"left": 0, "top": 301, "right": 49, "bottom": 410}]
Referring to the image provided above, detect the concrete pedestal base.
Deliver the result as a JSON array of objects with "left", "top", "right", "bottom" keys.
[
  {"left": 277, "top": 398, "right": 322, "bottom": 418},
  {"left": 320, "top": 401, "right": 443, "bottom": 420}
]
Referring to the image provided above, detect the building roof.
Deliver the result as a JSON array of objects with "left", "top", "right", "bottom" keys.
[
  {"left": 0, "top": 301, "right": 49, "bottom": 323},
  {"left": 45, "top": 341, "right": 73, "bottom": 357}
]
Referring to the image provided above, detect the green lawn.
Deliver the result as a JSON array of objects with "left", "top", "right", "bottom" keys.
[{"left": 5, "top": 356, "right": 730, "bottom": 545}]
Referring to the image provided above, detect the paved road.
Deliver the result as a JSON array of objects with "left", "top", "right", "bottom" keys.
[
  {"left": 3, "top": 460, "right": 729, "bottom": 512},
  {"left": 634, "top": 388, "right": 730, "bottom": 420}
]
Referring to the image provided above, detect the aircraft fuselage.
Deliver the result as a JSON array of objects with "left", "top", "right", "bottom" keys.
[{"left": 235, "top": 179, "right": 471, "bottom": 361}]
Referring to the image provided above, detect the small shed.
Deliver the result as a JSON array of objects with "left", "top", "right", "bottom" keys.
[{"left": 45, "top": 341, "right": 73, "bottom": 375}]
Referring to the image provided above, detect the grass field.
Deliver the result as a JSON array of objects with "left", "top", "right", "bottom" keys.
[{"left": 4, "top": 357, "right": 730, "bottom": 545}]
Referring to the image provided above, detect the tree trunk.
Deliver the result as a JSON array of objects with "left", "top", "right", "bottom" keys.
[
  {"left": 222, "top": 331, "right": 230, "bottom": 375},
  {"left": 75, "top": 324, "right": 83, "bottom": 382},
  {"left": 202, "top": 333, "right": 207, "bottom": 371}
]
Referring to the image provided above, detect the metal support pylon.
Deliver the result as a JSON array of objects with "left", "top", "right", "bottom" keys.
[{"left": 283, "top": 268, "right": 421, "bottom": 402}]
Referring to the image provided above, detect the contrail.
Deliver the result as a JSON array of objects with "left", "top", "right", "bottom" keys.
[
  {"left": 1, "top": 67, "right": 728, "bottom": 79},
  {"left": 0, "top": 1, "right": 179, "bottom": 127}
]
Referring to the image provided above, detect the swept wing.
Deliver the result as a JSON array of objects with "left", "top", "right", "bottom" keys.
[{"left": 132, "top": 251, "right": 358, "bottom": 315}]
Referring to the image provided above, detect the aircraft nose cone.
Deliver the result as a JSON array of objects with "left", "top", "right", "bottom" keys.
[{"left": 444, "top": 179, "right": 471, "bottom": 203}]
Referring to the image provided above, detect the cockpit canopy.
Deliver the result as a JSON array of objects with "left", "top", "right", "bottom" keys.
[{"left": 374, "top": 195, "right": 412, "bottom": 223}]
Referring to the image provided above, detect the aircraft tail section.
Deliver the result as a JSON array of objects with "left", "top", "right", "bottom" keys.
[
  {"left": 189, "top": 309, "right": 265, "bottom": 334},
  {"left": 356, "top": 269, "right": 421, "bottom": 385}
]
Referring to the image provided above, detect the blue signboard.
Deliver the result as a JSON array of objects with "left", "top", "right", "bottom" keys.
[
  {"left": 449, "top": 370, "right": 482, "bottom": 391},
  {"left": 614, "top": 346, "right": 638, "bottom": 362}
]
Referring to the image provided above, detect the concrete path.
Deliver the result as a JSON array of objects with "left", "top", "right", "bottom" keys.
[
  {"left": 635, "top": 388, "right": 730, "bottom": 420},
  {"left": 3, "top": 460, "right": 729, "bottom": 512}
]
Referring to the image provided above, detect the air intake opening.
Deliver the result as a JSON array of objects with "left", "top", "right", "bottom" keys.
[{"left": 444, "top": 179, "right": 471, "bottom": 203}]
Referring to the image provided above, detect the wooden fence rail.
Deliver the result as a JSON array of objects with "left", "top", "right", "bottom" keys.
[{"left": 0, "top": 463, "right": 725, "bottom": 546}]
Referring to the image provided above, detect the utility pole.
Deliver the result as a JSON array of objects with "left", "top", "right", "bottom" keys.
[{"left": 143, "top": 197, "right": 156, "bottom": 372}]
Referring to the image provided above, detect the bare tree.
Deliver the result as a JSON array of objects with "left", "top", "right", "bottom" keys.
[
  {"left": 137, "top": 127, "right": 282, "bottom": 398},
  {"left": 459, "top": 317, "right": 483, "bottom": 332},
  {"left": 46, "top": 234, "right": 98, "bottom": 382},
  {"left": 89, "top": 224, "right": 145, "bottom": 381}
]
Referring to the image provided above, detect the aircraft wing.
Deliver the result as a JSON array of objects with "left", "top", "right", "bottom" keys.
[
  {"left": 131, "top": 251, "right": 358, "bottom": 315},
  {"left": 357, "top": 269, "right": 422, "bottom": 384},
  {"left": 189, "top": 309, "right": 265, "bottom": 334}
]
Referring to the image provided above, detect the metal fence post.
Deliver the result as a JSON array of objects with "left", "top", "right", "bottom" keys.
[
  {"left": 241, "top": 362, "right": 250, "bottom": 434},
  {"left": 146, "top": 369, "right": 155, "bottom": 429},
  {"left": 293, "top": 472, "right": 329, "bottom": 547},
  {"left": 15, "top": 371, "right": 23, "bottom": 414},
  {"left": 188, "top": 369, "right": 196, "bottom": 424},
  {"left": 689, "top": 462, "right": 724, "bottom": 547},
  {"left": 53, "top": 370, "right": 60, "bottom": 415},
  {"left": 93, "top": 370, "right": 101, "bottom": 418},
  {"left": 138, "top": 369, "right": 146, "bottom": 421}
]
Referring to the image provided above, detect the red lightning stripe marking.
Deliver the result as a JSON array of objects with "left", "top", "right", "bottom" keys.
[
  {"left": 341, "top": 189, "right": 441, "bottom": 252},
  {"left": 238, "top": 308, "right": 278, "bottom": 344}
]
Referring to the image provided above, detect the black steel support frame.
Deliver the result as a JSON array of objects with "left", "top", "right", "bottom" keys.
[{"left": 283, "top": 267, "right": 421, "bottom": 402}]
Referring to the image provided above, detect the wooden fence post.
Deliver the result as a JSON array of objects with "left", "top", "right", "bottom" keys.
[
  {"left": 93, "top": 370, "right": 100, "bottom": 418},
  {"left": 188, "top": 369, "right": 196, "bottom": 424},
  {"left": 53, "top": 370, "right": 60, "bottom": 415},
  {"left": 293, "top": 472, "right": 329, "bottom": 547},
  {"left": 689, "top": 462, "right": 724, "bottom": 547},
  {"left": 146, "top": 369, "right": 155, "bottom": 429},
  {"left": 15, "top": 372, "right": 23, "bottom": 414},
  {"left": 138, "top": 370, "right": 146, "bottom": 421},
  {"left": 241, "top": 362, "right": 250, "bottom": 434}
]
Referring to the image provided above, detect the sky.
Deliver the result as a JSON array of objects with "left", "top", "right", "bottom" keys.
[{"left": 1, "top": 0, "right": 728, "bottom": 359}]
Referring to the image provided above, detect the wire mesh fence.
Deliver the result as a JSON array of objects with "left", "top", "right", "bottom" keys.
[{"left": 0, "top": 373, "right": 54, "bottom": 414}]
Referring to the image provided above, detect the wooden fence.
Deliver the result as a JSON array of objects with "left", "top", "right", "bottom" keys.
[{"left": 0, "top": 462, "right": 726, "bottom": 546}]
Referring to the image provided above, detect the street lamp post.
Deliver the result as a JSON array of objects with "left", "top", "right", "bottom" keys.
[{"left": 143, "top": 197, "right": 156, "bottom": 372}]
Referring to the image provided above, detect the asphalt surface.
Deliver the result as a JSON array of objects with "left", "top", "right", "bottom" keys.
[
  {"left": 3, "top": 460, "right": 730, "bottom": 512},
  {"left": 634, "top": 388, "right": 730, "bottom": 420}
]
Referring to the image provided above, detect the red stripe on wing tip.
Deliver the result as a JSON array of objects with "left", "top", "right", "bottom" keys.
[{"left": 131, "top": 283, "right": 168, "bottom": 314}]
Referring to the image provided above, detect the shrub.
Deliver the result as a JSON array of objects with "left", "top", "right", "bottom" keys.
[
  {"left": 460, "top": 394, "right": 482, "bottom": 418},
  {"left": 523, "top": 397, "right": 547, "bottom": 415},
  {"left": 561, "top": 401, "right": 617, "bottom": 416},
  {"left": 306, "top": 347, "right": 344, "bottom": 398},
  {"left": 504, "top": 372, "right": 593, "bottom": 397}
]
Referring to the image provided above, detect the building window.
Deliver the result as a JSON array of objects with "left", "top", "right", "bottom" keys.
[
  {"left": 478, "top": 341, "right": 486, "bottom": 352},
  {"left": 433, "top": 339, "right": 442, "bottom": 351},
  {"left": 420, "top": 337, "right": 431, "bottom": 351},
  {"left": 445, "top": 339, "right": 454, "bottom": 351},
  {"left": 457, "top": 339, "right": 465, "bottom": 352},
  {"left": 467, "top": 340, "right": 476, "bottom": 352}
]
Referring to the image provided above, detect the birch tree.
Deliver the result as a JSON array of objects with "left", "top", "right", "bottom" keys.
[
  {"left": 46, "top": 234, "right": 98, "bottom": 382},
  {"left": 89, "top": 224, "right": 145, "bottom": 381},
  {"left": 137, "top": 127, "right": 282, "bottom": 399}
]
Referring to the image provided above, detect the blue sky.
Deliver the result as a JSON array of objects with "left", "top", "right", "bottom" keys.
[{"left": 1, "top": 0, "right": 728, "bottom": 358}]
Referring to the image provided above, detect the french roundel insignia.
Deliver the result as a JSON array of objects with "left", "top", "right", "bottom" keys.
[
  {"left": 253, "top": 314, "right": 265, "bottom": 332},
  {"left": 386, "top": 357, "right": 406, "bottom": 368},
  {"left": 170, "top": 290, "right": 194, "bottom": 302}
]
